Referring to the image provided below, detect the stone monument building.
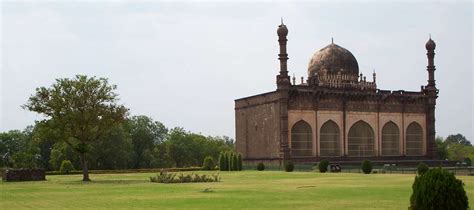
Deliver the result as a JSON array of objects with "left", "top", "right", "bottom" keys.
[{"left": 234, "top": 22, "right": 439, "bottom": 164}]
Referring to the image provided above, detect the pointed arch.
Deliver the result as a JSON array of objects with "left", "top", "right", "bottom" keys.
[
  {"left": 406, "top": 122, "right": 423, "bottom": 156},
  {"left": 348, "top": 120, "right": 375, "bottom": 157},
  {"left": 320, "top": 120, "right": 341, "bottom": 156},
  {"left": 291, "top": 120, "right": 312, "bottom": 157},
  {"left": 381, "top": 121, "right": 400, "bottom": 156}
]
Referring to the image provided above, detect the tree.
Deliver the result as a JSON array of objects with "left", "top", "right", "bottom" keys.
[
  {"left": 88, "top": 124, "right": 132, "bottom": 170},
  {"left": 448, "top": 143, "right": 474, "bottom": 161},
  {"left": 435, "top": 136, "right": 448, "bottom": 160},
  {"left": 445, "top": 134, "right": 472, "bottom": 146},
  {"left": 126, "top": 115, "right": 167, "bottom": 169},
  {"left": 23, "top": 75, "right": 128, "bottom": 181},
  {"left": 166, "top": 128, "right": 193, "bottom": 167}
]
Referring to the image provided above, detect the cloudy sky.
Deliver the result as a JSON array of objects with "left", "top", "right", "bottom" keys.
[{"left": 1, "top": 0, "right": 472, "bottom": 141}]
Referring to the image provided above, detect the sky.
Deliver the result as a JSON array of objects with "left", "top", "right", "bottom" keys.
[{"left": 1, "top": 0, "right": 473, "bottom": 142}]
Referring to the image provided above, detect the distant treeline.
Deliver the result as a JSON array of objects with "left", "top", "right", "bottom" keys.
[{"left": 0, "top": 115, "right": 234, "bottom": 171}]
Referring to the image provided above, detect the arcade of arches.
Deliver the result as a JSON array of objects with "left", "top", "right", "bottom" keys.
[{"left": 288, "top": 118, "right": 425, "bottom": 157}]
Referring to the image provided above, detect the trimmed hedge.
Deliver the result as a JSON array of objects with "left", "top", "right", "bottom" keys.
[
  {"left": 46, "top": 167, "right": 203, "bottom": 175},
  {"left": 410, "top": 168, "right": 468, "bottom": 210},
  {"left": 284, "top": 161, "right": 294, "bottom": 172},
  {"left": 361, "top": 160, "right": 372, "bottom": 174},
  {"left": 202, "top": 156, "right": 215, "bottom": 170},
  {"left": 318, "top": 160, "right": 329, "bottom": 173},
  {"left": 257, "top": 163, "right": 265, "bottom": 171},
  {"left": 60, "top": 160, "right": 75, "bottom": 174}
]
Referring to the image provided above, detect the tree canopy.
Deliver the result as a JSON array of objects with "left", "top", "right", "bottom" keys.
[{"left": 23, "top": 75, "right": 128, "bottom": 181}]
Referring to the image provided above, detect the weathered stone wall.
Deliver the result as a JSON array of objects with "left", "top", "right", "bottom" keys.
[
  {"left": 235, "top": 92, "right": 280, "bottom": 159},
  {"left": 2, "top": 169, "right": 46, "bottom": 182}
]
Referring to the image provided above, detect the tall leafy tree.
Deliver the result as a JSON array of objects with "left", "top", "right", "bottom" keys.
[
  {"left": 23, "top": 75, "right": 128, "bottom": 181},
  {"left": 445, "top": 134, "right": 472, "bottom": 146},
  {"left": 435, "top": 136, "right": 448, "bottom": 160},
  {"left": 125, "top": 115, "right": 167, "bottom": 168}
]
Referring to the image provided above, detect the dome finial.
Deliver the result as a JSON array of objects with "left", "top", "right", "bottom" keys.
[
  {"left": 281, "top": 17, "right": 284, "bottom": 25},
  {"left": 331, "top": 37, "right": 334, "bottom": 44}
]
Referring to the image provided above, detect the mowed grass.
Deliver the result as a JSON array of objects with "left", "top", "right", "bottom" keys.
[{"left": 1, "top": 171, "right": 473, "bottom": 209}]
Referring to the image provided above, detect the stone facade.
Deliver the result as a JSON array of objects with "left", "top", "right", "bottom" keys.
[{"left": 235, "top": 22, "right": 439, "bottom": 164}]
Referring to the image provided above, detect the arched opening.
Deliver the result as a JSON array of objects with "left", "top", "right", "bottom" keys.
[
  {"left": 348, "top": 121, "right": 374, "bottom": 156},
  {"left": 291, "top": 120, "right": 313, "bottom": 157},
  {"left": 320, "top": 120, "right": 340, "bottom": 156},
  {"left": 381, "top": 121, "right": 400, "bottom": 156},
  {"left": 406, "top": 122, "right": 423, "bottom": 156}
]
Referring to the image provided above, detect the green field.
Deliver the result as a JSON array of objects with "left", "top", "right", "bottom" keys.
[{"left": 1, "top": 171, "right": 473, "bottom": 209}]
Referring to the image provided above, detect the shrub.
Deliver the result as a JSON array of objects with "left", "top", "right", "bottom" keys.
[
  {"left": 150, "top": 170, "right": 220, "bottom": 183},
  {"left": 284, "top": 161, "right": 294, "bottom": 172},
  {"left": 361, "top": 160, "right": 372, "bottom": 174},
  {"left": 416, "top": 162, "right": 429, "bottom": 175},
  {"left": 59, "top": 160, "right": 75, "bottom": 174},
  {"left": 228, "top": 152, "right": 233, "bottom": 171},
  {"left": 202, "top": 156, "right": 215, "bottom": 170},
  {"left": 218, "top": 152, "right": 225, "bottom": 171},
  {"left": 232, "top": 153, "right": 239, "bottom": 171},
  {"left": 257, "top": 162, "right": 265, "bottom": 171},
  {"left": 318, "top": 160, "right": 329, "bottom": 173},
  {"left": 464, "top": 157, "right": 472, "bottom": 166},
  {"left": 410, "top": 168, "right": 468, "bottom": 210},
  {"left": 237, "top": 154, "right": 243, "bottom": 171}
]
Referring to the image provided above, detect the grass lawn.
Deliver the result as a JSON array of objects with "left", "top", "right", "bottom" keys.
[{"left": 1, "top": 171, "right": 473, "bottom": 209}]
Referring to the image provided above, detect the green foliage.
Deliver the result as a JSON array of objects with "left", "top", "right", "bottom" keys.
[
  {"left": 416, "top": 162, "right": 429, "bottom": 175},
  {"left": 464, "top": 157, "right": 472, "bottom": 166},
  {"left": 202, "top": 156, "right": 215, "bottom": 170},
  {"left": 237, "top": 154, "right": 242, "bottom": 171},
  {"left": 318, "top": 160, "right": 329, "bottom": 173},
  {"left": 150, "top": 170, "right": 220, "bottom": 183},
  {"left": 284, "top": 161, "right": 294, "bottom": 172},
  {"left": 232, "top": 153, "right": 239, "bottom": 171},
  {"left": 60, "top": 160, "right": 75, "bottom": 174},
  {"left": 228, "top": 152, "right": 234, "bottom": 171},
  {"left": 125, "top": 115, "right": 168, "bottom": 169},
  {"left": 445, "top": 134, "right": 471, "bottom": 146},
  {"left": 410, "top": 168, "right": 468, "bottom": 210},
  {"left": 361, "top": 160, "right": 372, "bottom": 174},
  {"left": 23, "top": 75, "right": 129, "bottom": 181},
  {"left": 12, "top": 152, "right": 38, "bottom": 169},
  {"left": 257, "top": 162, "right": 265, "bottom": 171},
  {"left": 218, "top": 152, "right": 226, "bottom": 171},
  {"left": 435, "top": 136, "right": 448, "bottom": 160}
]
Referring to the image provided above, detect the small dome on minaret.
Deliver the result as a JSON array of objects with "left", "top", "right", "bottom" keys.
[
  {"left": 425, "top": 37, "right": 436, "bottom": 50},
  {"left": 277, "top": 19, "right": 288, "bottom": 36}
]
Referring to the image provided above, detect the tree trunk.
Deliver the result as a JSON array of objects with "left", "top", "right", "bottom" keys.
[{"left": 79, "top": 152, "right": 91, "bottom": 181}]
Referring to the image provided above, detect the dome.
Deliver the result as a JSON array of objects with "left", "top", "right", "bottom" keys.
[
  {"left": 277, "top": 24, "right": 288, "bottom": 37},
  {"left": 425, "top": 38, "right": 436, "bottom": 51},
  {"left": 308, "top": 43, "right": 359, "bottom": 78}
]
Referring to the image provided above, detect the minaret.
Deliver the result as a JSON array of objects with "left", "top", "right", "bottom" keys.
[
  {"left": 277, "top": 18, "right": 289, "bottom": 78},
  {"left": 424, "top": 36, "right": 438, "bottom": 159},
  {"left": 425, "top": 36, "right": 436, "bottom": 88},
  {"left": 276, "top": 19, "right": 291, "bottom": 161}
]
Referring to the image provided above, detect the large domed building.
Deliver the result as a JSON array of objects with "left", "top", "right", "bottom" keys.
[{"left": 234, "top": 22, "right": 440, "bottom": 165}]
